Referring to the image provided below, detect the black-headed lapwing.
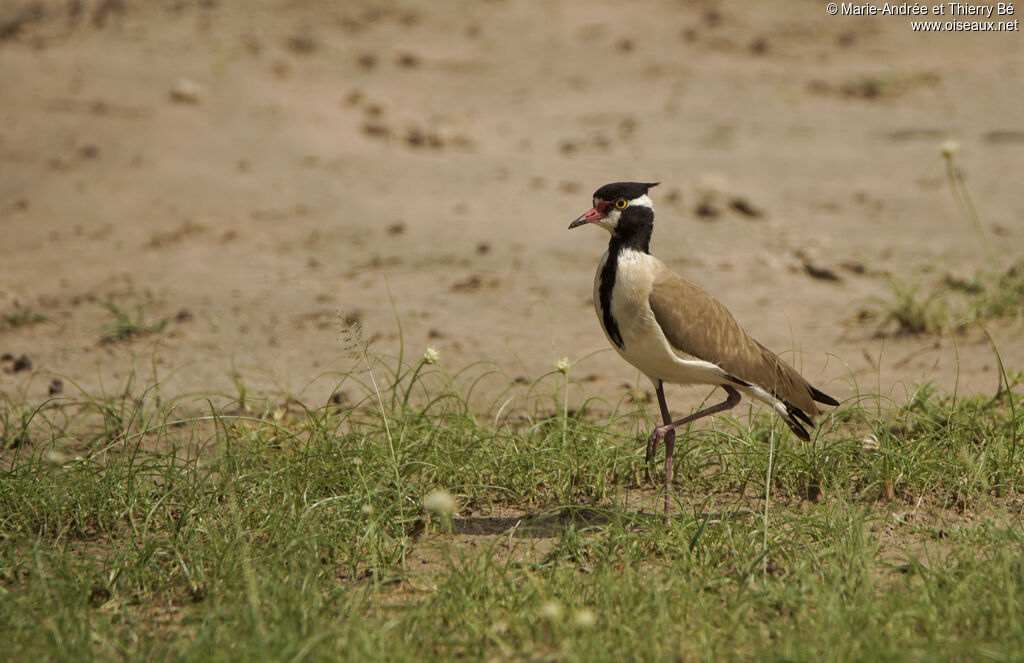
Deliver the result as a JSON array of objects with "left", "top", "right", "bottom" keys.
[{"left": 570, "top": 181, "right": 838, "bottom": 518}]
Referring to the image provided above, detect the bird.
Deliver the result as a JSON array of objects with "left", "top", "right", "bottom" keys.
[{"left": 569, "top": 181, "right": 838, "bottom": 519}]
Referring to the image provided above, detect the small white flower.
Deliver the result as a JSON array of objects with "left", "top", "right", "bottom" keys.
[
  {"left": 538, "top": 600, "right": 563, "bottom": 621},
  {"left": 422, "top": 488, "right": 456, "bottom": 517},
  {"left": 573, "top": 608, "right": 597, "bottom": 628},
  {"left": 44, "top": 449, "right": 71, "bottom": 467},
  {"left": 555, "top": 357, "right": 571, "bottom": 374},
  {"left": 940, "top": 139, "right": 959, "bottom": 159},
  {"left": 423, "top": 346, "right": 441, "bottom": 364},
  {"left": 629, "top": 387, "right": 650, "bottom": 403},
  {"left": 861, "top": 434, "right": 879, "bottom": 453}
]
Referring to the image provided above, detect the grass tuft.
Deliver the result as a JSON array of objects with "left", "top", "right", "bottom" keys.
[
  {"left": 98, "top": 300, "right": 169, "bottom": 343},
  {"left": 856, "top": 143, "right": 1022, "bottom": 336},
  {"left": 858, "top": 261, "right": 1024, "bottom": 336},
  {"left": 1, "top": 307, "right": 48, "bottom": 329}
]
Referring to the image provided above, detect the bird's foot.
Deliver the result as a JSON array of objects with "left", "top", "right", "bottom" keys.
[
  {"left": 646, "top": 426, "right": 675, "bottom": 456},
  {"left": 645, "top": 432, "right": 659, "bottom": 464},
  {"left": 644, "top": 427, "right": 675, "bottom": 468}
]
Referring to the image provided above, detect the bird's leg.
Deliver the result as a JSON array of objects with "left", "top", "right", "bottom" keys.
[
  {"left": 663, "top": 427, "right": 676, "bottom": 521},
  {"left": 646, "top": 380, "right": 672, "bottom": 463},
  {"left": 647, "top": 385, "right": 742, "bottom": 520},
  {"left": 645, "top": 381, "right": 675, "bottom": 488}
]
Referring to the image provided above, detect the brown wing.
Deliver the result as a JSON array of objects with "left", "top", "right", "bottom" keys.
[{"left": 648, "top": 265, "right": 820, "bottom": 418}]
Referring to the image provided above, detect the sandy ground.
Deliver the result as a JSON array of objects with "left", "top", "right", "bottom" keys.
[{"left": 2, "top": 0, "right": 1022, "bottom": 417}]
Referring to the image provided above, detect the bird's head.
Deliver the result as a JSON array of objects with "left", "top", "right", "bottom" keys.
[{"left": 569, "top": 181, "right": 659, "bottom": 235}]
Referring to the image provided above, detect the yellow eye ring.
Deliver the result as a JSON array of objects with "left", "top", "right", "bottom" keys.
[{"left": 615, "top": 198, "right": 628, "bottom": 209}]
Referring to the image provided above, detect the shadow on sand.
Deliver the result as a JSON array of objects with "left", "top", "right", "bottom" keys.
[{"left": 450, "top": 506, "right": 757, "bottom": 539}]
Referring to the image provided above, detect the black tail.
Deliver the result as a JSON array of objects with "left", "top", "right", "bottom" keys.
[{"left": 810, "top": 386, "right": 839, "bottom": 407}]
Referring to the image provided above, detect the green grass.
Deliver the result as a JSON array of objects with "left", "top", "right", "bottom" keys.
[
  {"left": 839, "top": 70, "right": 940, "bottom": 99},
  {"left": 2, "top": 341, "right": 1023, "bottom": 661},
  {"left": 98, "top": 300, "right": 168, "bottom": 343},
  {"left": 1, "top": 308, "right": 48, "bottom": 329},
  {"left": 859, "top": 262, "right": 1024, "bottom": 336}
]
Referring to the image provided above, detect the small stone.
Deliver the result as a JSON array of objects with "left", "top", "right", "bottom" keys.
[
  {"left": 169, "top": 78, "right": 203, "bottom": 104},
  {"left": 395, "top": 52, "right": 420, "bottom": 68},
  {"left": 729, "top": 197, "right": 763, "bottom": 218},
  {"left": 695, "top": 202, "right": 720, "bottom": 219},
  {"left": 78, "top": 144, "right": 100, "bottom": 159},
  {"left": 286, "top": 34, "right": 317, "bottom": 54},
  {"left": 356, "top": 53, "right": 377, "bottom": 70}
]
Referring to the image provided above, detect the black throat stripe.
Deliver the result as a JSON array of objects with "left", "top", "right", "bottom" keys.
[
  {"left": 598, "top": 246, "right": 624, "bottom": 350},
  {"left": 596, "top": 206, "right": 654, "bottom": 352}
]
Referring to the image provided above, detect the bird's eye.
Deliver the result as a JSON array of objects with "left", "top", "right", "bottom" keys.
[{"left": 615, "top": 198, "right": 628, "bottom": 209}]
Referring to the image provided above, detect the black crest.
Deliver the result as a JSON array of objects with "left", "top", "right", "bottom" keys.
[{"left": 592, "top": 181, "right": 659, "bottom": 202}]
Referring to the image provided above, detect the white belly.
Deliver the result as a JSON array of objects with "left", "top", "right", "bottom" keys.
[{"left": 594, "top": 249, "right": 730, "bottom": 386}]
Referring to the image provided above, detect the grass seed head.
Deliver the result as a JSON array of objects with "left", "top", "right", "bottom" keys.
[
  {"left": 539, "top": 600, "right": 563, "bottom": 621},
  {"left": 573, "top": 608, "right": 597, "bottom": 628},
  {"left": 423, "top": 488, "right": 456, "bottom": 517}
]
